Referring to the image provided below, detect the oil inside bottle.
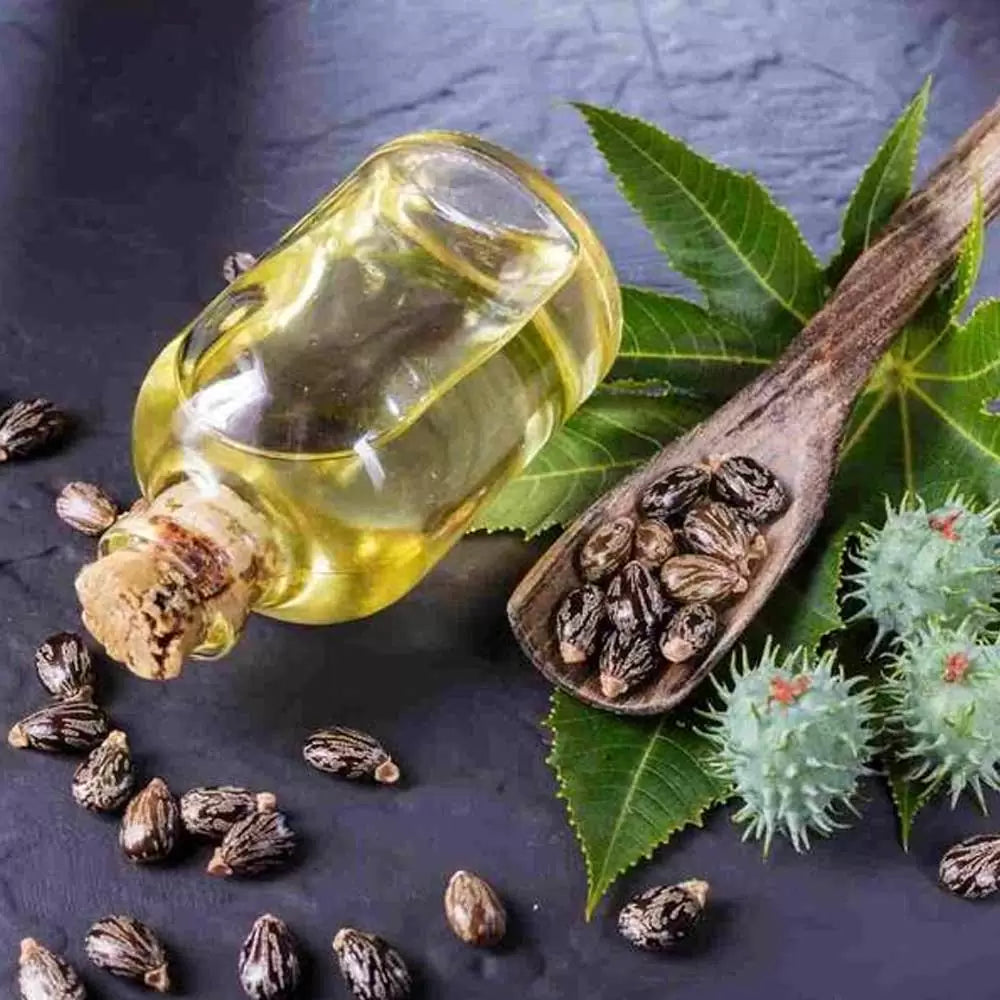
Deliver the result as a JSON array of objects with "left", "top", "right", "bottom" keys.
[{"left": 112, "top": 133, "right": 622, "bottom": 637}]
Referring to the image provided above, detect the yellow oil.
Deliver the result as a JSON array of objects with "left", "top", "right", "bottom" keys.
[{"left": 130, "top": 133, "right": 620, "bottom": 624}]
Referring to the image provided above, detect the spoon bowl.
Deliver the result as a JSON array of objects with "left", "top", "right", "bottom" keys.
[{"left": 508, "top": 97, "right": 1000, "bottom": 714}]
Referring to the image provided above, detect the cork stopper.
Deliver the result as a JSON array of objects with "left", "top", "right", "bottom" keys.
[{"left": 75, "top": 482, "right": 272, "bottom": 680}]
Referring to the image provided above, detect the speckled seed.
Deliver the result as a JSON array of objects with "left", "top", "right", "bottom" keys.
[
  {"left": 661, "top": 554, "right": 748, "bottom": 604},
  {"left": 84, "top": 915, "right": 170, "bottom": 992},
  {"left": 660, "top": 604, "right": 718, "bottom": 664},
  {"left": 555, "top": 584, "right": 606, "bottom": 665},
  {"left": 605, "top": 561, "right": 665, "bottom": 635},
  {"left": 0, "top": 399, "right": 67, "bottom": 462},
  {"left": 939, "top": 834, "right": 1000, "bottom": 899},
  {"left": 332, "top": 928, "right": 411, "bottom": 1000},
  {"left": 238, "top": 914, "right": 301, "bottom": 1000},
  {"left": 444, "top": 871, "right": 507, "bottom": 947},
  {"left": 18, "top": 938, "right": 86, "bottom": 1000},
  {"left": 8, "top": 697, "right": 109, "bottom": 753},
  {"left": 223, "top": 251, "right": 258, "bottom": 283},
  {"left": 55, "top": 482, "right": 118, "bottom": 536},
  {"left": 578, "top": 516, "right": 635, "bottom": 582},
  {"left": 599, "top": 630, "right": 659, "bottom": 700},
  {"left": 207, "top": 811, "right": 297, "bottom": 877},
  {"left": 180, "top": 786, "right": 278, "bottom": 840},
  {"left": 303, "top": 727, "right": 400, "bottom": 784},
  {"left": 72, "top": 730, "right": 136, "bottom": 813},
  {"left": 683, "top": 501, "right": 757, "bottom": 571},
  {"left": 617, "top": 880, "right": 710, "bottom": 951},
  {"left": 120, "top": 778, "right": 181, "bottom": 864},
  {"left": 633, "top": 520, "right": 677, "bottom": 566},
  {"left": 638, "top": 466, "right": 710, "bottom": 523},
  {"left": 35, "top": 631, "right": 95, "bottom": 700},
  {"left": 710, "top": 455, "right": 788, "bottom": 523}
]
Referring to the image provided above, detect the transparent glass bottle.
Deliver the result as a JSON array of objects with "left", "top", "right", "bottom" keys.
[{"left": 76, "top": 132, "right": 621, "bottom": 679}]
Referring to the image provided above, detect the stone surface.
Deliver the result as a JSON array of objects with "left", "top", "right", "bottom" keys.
[{"left": 0, "top": 0, "right": 999, "bottom": 997}]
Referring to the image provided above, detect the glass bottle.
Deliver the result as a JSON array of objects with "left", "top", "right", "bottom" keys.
[{"left": 76, "top": 132, "right": 621, "bottom": 679}]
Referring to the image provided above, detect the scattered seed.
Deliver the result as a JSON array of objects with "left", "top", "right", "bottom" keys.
[
  {"left": 72, "top": 730, "right": 136, "bottom": 813},
  {"left": 207, "top": 811, "right": 296, "bottom": 877},
  {"left": 17, "top": 938, "right": 86, "bottom": 1000},
  {"left": 35, "top": 632, "right": 95, "bottom": 700},
  {"left": 180, "top": 786, "right": 278, "bottom": 840},
  {"left": 617, "top": 880, "right": 710, "bottom": 951},
  {"left": 599, "top": 630, "right": 659, "bottom": 699},
  {"left": 605, "top": 561, "right": 665, "bottom": 634},
  {"left": 633, "top": 520, "right": 677, "bottom": 566},
  {"left": 660, "top": 554, "right": 748, "bottom": 604},
  {"left": 84, "top": 915, "right": 170, "bottom": 992},
  {"left": 332, "top": 928, "right": 411, "bottom": 1000},
  {"left": 8, "top": 697, "right": 109, "bottom": 753},
  {"left": 638, "top": 466, "right": 710, "bottom": 523},
  {"left": 578, "top": 516, "right": 635, "bottom": 582},
  {"left": 303, "top": 727, "right": 400, "bottom": 784},
  {"left": 660, "top": 604, "right": 718, "bottom": 664},
  {"left": 223, "top": 251, "right": 258, "bottom": 283},
  {"left": 238, "top": 914, "right": 301, "bottom": 1000},
  {"left": 555, "top": 584, "right": 606, "bottom": 665},
  {"left": 55, "top": 482, "right": 118, "bottom": 536},
  {"left": 939, "top": 833, "right": 1000, "bottom": 899},
  {"left": 444, "top": 870, "right": 507, "bottom": 947},
  {"left": 710, "top": 455, "right": 787, "bottom": 523},
  {"left": 120, "top": 778, "right": 181, "bottom": 864},
  {"left": 0, "top": 399, "right": 67, "bottom": 462}
]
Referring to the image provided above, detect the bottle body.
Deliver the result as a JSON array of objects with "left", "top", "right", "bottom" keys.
[{"left": 81, "top": 132, "right": 620, "bottom": 676}]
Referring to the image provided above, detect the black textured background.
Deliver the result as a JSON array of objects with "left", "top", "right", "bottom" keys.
[{"left": 2, "top": 2, "right": 1000, "bottom": 998}]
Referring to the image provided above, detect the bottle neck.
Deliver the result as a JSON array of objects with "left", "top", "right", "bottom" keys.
[{"left": 75, "top": 481, "right": 277, "bottom": 680}]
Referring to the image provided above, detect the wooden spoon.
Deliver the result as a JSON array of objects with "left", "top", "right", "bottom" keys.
[{"left": 508, "top": 97, "right": 1000, "bottom": 715}]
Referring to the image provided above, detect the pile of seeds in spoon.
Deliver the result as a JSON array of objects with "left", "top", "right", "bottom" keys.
[{"left": 555, "top": 455, "right": 790, "bottom": 700}]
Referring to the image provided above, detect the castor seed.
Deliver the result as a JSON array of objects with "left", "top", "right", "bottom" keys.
[
  {"left": 578, "top": 516, "right": 634, "bottom": 582},
  {"left": 444, "top": 870, "right": 507, "bottom": 947},
  {"left": 0, "top": 399, "right": 67, "bottom": 462},
  {"left": 660, "top": 603, "right": 718, "bottom": 664},
  {"left": 661, "top": 554, "right": 748, "bottom": 604},
  {"left": 72, "top": 730, "right": 136, "bottom": 813},
  {"left": 638, "top": 466, "right": 710, "bottom": 523},
  {"left": 599, "top": 630, "right": 659, "bottom": 699},
  {"left": 223, "top": 251, "right": 258, "bottom": 283},
  {"left": 332, "top": 928, "right": 411, "bottom": 1000},
  {"left": 617, "top": 879, "right": 710, "bottom": 951},
  {"left": 55, "top": 482, "right": 118, "bottom": 536},
  {"left": 8, "top": 697, "right": 109, "bottom": 753},
  {"left": 605, "top": 561, "right": 665, "bottom": 635},
  {"left": 120, "top": 778, "right": 181, "bottom": 864},
  {"left": 84, "top": 915, "right": 170, "bottom": 991},
  {"left": 555, "top": 584, "right": 606, "bottom": 665},
  {"left": 18, "top": 938, "right": 86, "bottom": 1000},
  {"left": 208, "top": 811, "right": 297, "bottom": 877},
  {"left": 683, "top": 501, "right": 758, "bottom": 572},
  {"left": 633, "top": 520, "right": 677, "bottom": 566},
  {"left": 710, "top": 455, "right": 788, "bottom": 523},
  {"left": 238, "top": 914, "right": 301, "bottom": 1000},
  {"left": 939, "top": 833, "right": 1000, "bottom": 899},
  {"left": 303, "top": 727, "right": 400, "bottom": 784},
  {"left": 180, "top": 786, "right": 277, "bottom": 840},
  {"left": 35, "top": 632, "right": 95, "bottom": 701}
]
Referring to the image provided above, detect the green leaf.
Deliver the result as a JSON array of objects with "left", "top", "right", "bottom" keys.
[
  {"left": 476, "top": 382, "right": 710, "bottom": 537},
  {"left": 828, "top": 78, "right": 930, "bottom": 284},
  {"left": 945, "top": 183, "right": 985, "bottom": 326},
  {"left": 576, "top": 103, "right": 825, "bottom": 334},
  {"left": 886, "top": 758, "right": 931, "bottom": 852},
  {"left": 546, "top": 691, "right": 730, "bottom": 918}
]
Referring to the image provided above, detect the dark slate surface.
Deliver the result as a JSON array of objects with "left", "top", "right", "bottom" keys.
[{"left": 1, "top": 1, "right": 1000, "bottom": 997}]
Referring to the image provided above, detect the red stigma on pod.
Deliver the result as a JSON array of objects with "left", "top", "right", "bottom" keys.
[
  {"left": 769, "top": 675, "right": 810, "bottom": 705},
  {"left": 928, "top": 511, "right": 961, "bottom": 541},
  {"left": 943, "top": 652, "right": 971, "bottom": 683}
]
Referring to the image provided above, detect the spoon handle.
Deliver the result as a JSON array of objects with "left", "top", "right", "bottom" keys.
[{"left": 756, "top": 96, "right": 1000, "bottom": 425}]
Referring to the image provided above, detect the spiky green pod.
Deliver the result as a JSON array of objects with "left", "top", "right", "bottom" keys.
[
  {"left": 848, "top": 494, "right": 1000, "bottom": 643},
  {"left": 704, "top": 641, "right": 876, "bottom": 853},
  {"left": 883, "top": 622, "right": 1000, "bottom": 807}
]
